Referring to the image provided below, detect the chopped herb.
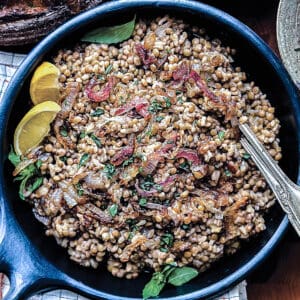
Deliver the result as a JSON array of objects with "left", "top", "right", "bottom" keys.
[
  {"left": 59, "top": 156, "right": 67, "bottom": 163},
  {"left": 79, "top": 153, "right": 90, "bottom": 168},
  {"left": 126, "top": 218, "right": 138, "bottom": 226},
  {"left": 218, "top": 130, "right": 225, "bottom": 140},
  {"left": 177, "top": 96, "right": 183, "bottom": 104},
  {"left": 159, "top": 247, "right": 168, "bottom": 253},
  {"left": 224, "top": 169, "right": 232, "bottom": 177},
  {"left": 175, "top": 90, "right": 182, "bottom": 95},
  {"left": 134, "top": 79, "right": 139, "bottom": 86},
  {"left": 79, "top": 131, "right": 86, "bottom": 139},
  {"left": 97, "top": 74, "right": 105, "bottom": 81},
  {"left": 125, "top": 219, "right": 138, "bottom": 240},
  {"left": 11, "top": 154, "right": 44, "bottom": 200},
  {"left": 60, "top": 128, "right": 68, "bottom": 137},
  {"left": 140, "top": 177, "right": 162, "bottom": 191},
  {"left": 91, "top": 108, "right": 105, "bottom": 117},
  {"left": 90, "top": 133, "right": 101, "bottom": 148},
  {"left": 179, "top": 161, "right": 190, "bottom": 172},
  {"left": 139, "top": 198, "right": 147, "bottom": 207},
  {"left": 118, "top": 95, "right": 127, "bottom": 104},
  {"left": 174, "top": 192, "right": 180, "bottom": 198},
  {"left": 137, "top": 136, "right": 142, "bottom": 143},
  {"left": 128, "top": 232, "right": 134, "bottom": 240},
  {"left": 109, "top": 204, "right": 118, "bottom": 217},
  {"left": 145, "top": 128, "right": 152, "bottom": 136},
  {"left": 122, "top": 156, "right": 134, "bottom": 167},
  {"left": 164, "top": 97, "right": 172, "bottom": 108},
  {"left": 138, "top": 166, "right": 144, "bottom": 173},
  {"left": 104, "top": 163, "right": 116, "bottom": 179},
  {"left": 154, "top": 184, "right": 163, "bottom": 191},
  {"left": 105, "top": 64, "right": 113, "bottom": 75},
  {"left": 155, "top": 116, "right": 164, "bottom": 122},
  {"left": 36, "top": 160, "right": 42, "bottom": 169},
  {"left": 148, "top": 99, "right": 163, "bottom": 113},
  {"left": 181, "top": 224, "right": 190, "bottom": 230},
  {"left": 128, "top": 223, "right": 139, "bottom": 240},
  {"left": 75, "top": 183, "right": 84, "bottom": 196},
  {"left": 135, "top": 153, "right": 145, "bottom": 160},
  {"left": 160, "top": 233, "right": 174, "bottom": 247},
  {"left": 243, "top": 153, "right": 251, "bottom": 160}
]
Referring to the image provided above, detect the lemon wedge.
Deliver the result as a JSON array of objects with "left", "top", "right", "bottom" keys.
[
  {"left": 29, "top": 61, "right": 60, "bottom": 105},
  {"left": 14, "top": 101, "right": 61, "bottom": 155}
]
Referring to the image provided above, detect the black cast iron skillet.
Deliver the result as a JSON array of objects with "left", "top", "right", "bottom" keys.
[{"left": 1, "top": 0, "right": 300, "bottom": 299}]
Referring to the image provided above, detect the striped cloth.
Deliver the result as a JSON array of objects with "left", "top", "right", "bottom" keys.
[{"left": 0, "top": 50, "right": 247, "bottom": 300}]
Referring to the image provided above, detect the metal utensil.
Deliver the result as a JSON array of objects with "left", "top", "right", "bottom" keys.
[{"left": 240, "top": 123, "right": 300, "bottom": 236}]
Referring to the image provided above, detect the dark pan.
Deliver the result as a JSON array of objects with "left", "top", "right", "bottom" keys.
[{"left": 1, "top": 1, "right": 300, "bottom": 299}]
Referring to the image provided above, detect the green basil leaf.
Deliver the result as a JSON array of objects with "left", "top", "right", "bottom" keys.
[
  {"left": 8, "top": 146, "right": 21, "bottom": 167},
  {"left": 109, "top": 204, "right": 118, "bottom": 217},
  {"left": 162, "top": 264, "right": 177, "bottom": 277},
  {"left": 81, "top": 16, "right": 136, "bottom": 44},
  {"left": 79, "top": 153, "right": 90, "bottom": 168},
  {"left": 142, "top": 274, "right": 166, "bottom": 300},
  {"left": 167, "top": 267, "right": 198, "bottom": 286}
]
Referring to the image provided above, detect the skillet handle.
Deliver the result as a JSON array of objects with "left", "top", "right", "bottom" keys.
[{"left": 0, "top": 201, "right": 66, "bottom": 300}]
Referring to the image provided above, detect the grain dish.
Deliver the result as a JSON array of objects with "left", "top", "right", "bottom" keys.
[{"left": 11, "top": 16, "right": 281, "bottom": 281}]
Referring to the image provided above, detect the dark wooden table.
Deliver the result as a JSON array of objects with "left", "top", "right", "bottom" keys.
[{"left": 203, "top": 1, "right": 300, "bottom": 299}]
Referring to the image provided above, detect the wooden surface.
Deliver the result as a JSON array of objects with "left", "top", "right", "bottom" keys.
[{"left": 203, "top": 1, "right": 300, "bottom": 299}]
